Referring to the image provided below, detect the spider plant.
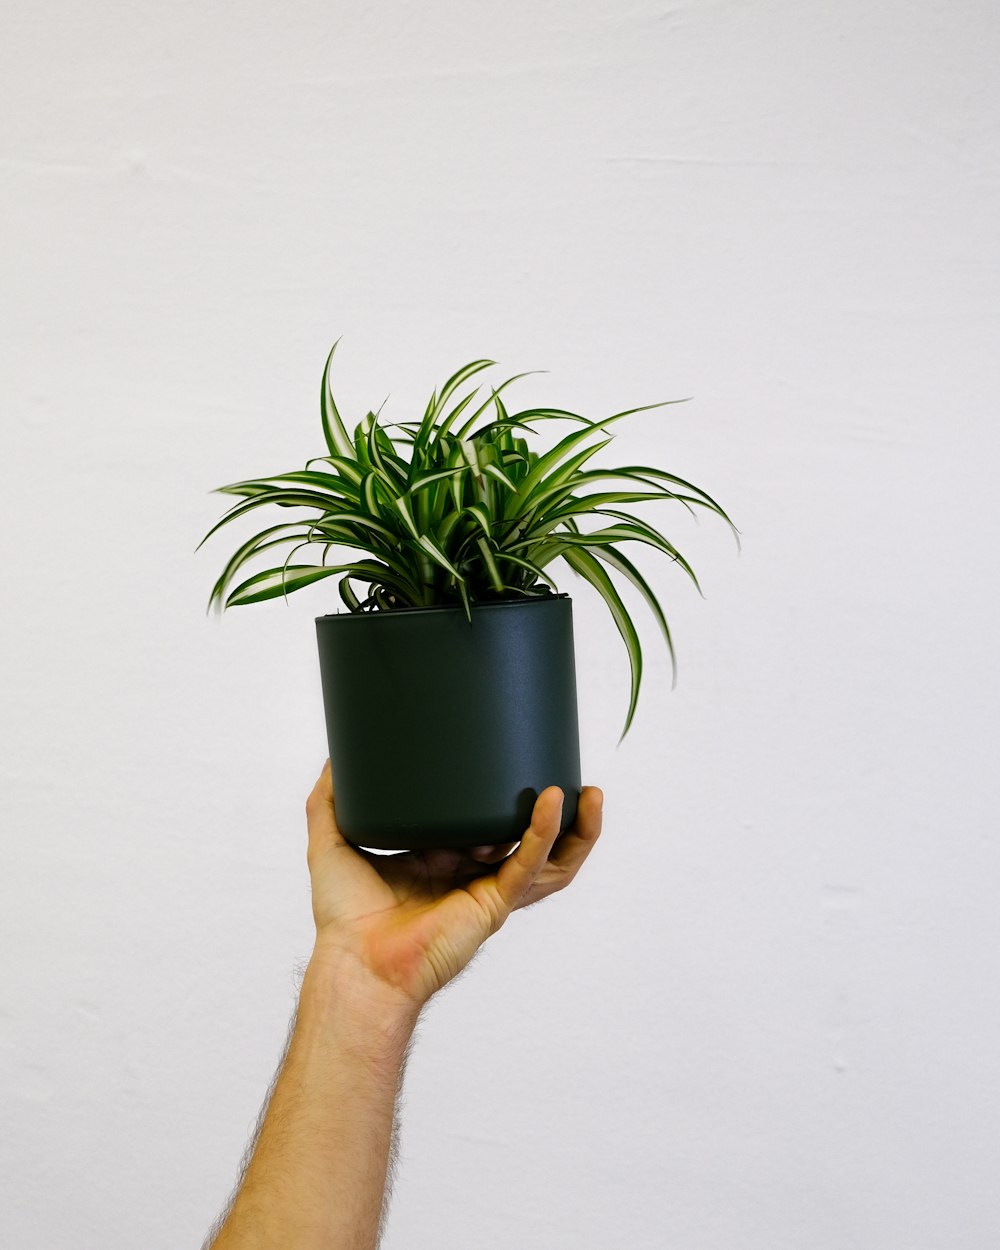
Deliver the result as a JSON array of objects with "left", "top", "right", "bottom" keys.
[{"left": 197, "top": 340, "right": 739, "bottom": 742}]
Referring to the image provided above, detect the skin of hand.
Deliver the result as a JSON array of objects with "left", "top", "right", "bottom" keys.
[
  {"left": 305, "top": 758, "right": 604, "bottom": 1012},
  {"left": 205, "top": 766, "right": 604, "bottom": 1250}
]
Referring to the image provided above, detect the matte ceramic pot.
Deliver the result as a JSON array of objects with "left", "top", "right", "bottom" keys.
[{"left": 315, "top": 593, "right": 582, "bottom": 850}]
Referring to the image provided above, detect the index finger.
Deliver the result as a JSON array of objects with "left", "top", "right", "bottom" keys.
[
  {"left": 489, "top": 785, "right": 567, "bottom": 913},
  {"left": 514, "top": 785, "right": 603, "bottom": 910}
]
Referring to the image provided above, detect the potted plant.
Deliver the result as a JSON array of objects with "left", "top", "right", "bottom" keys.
[{"left": 198, "top": 340, "right": 739, "bottom": 850}]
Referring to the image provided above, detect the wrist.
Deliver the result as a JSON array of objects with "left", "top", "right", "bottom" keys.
[{"left": 298, "top": 938, "right": 422, "bottom": 1057}]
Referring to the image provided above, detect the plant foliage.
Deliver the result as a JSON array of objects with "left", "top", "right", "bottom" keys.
[{"left": 198, "top": 340, "right": 739, "bottom": 741}]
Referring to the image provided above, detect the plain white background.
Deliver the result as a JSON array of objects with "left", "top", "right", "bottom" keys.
[{"left": 2, "top": 1, "right": 998, "bottom": 1246}]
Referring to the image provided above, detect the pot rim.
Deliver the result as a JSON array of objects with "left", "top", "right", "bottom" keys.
[{"left": 316, "top": 591, "right": 571, "bottom": 623}]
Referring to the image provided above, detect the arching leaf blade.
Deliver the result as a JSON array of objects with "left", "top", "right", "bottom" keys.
[
  {"left": 206, "top": 522, "right": 316, "bottom": 614},
  {"left": 320, "top": 339, "right": 355, "bottom": 459},
  {"left": 560, "top": 545, "right": 643, "bottom": 744},
  {"left": 588, "top": 545, "right": 677, "bottom": 690},
  {"left": 226, "top": 563, "right": 347, "bottom": 607},
  {"left": 498, "top": 550, "right": 561, "bottom": 593},
  {"left": 417, "top": 533, "right": 466, "bottom": 583}
]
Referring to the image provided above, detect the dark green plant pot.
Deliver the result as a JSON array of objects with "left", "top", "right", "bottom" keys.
[{"left": 315, "top": 593, "right": 582, "bottom": 850}]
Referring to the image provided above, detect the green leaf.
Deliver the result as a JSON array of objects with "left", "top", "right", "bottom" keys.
[
  {"left": 225, "top": 558, "right": 419, "bottom": 608},
  {"left": 391, "top": 492, "right": 420, "bottom": 541},
  {"left": 498, "top": 550, "right": 560, "bottom": 592},
  {"left": 515, "top": 519, "right": 703, "bottom": 596},
  {"left": 460, "top": 503, "right": 492, "bottom": 538},
  {"left": 560, "top": 545, "right": 644, "bottom": 744},
  {"left": 508, "top": 421, "right": 626, "bottom": 518},
  {"left": 468, "top": 417, "right": 536, "bottom": 442},
  {"left": 417, "top": 533, "right": 466, "bottom": 583},
  {"left": 443, "top": 439, "right": 469, "bottom": 512},
  {"left": 538, "top": 489, "right": 672, "bottom": 526},
  {"left": 506, "top": 436, "right": 614, "bottom": 527},
  {"left": 458, "top": 436, "right": 486, "bottom": 485},
  {"left": 480, "top": 461, "right": 518, "bottom": 494},
  {"left": 320, "top": 339, "right": 355, "bottom": 459},
  {"left": 410, "top": 359, "right": 496, "bottom": 472},
  {"left": 212, "top": 483, "right": 277, "bottom": 500},
  {"left": 464, "top": 388, "right": 539, "bottom": 445},
  {"left": 303, "top": 455, "right": 365, "bottom": 490},
  {"left": 361, "top": 470, "right": 381, "bottom": 518},
  {"left": 510, "top": 398, "right": 688, "bottom": 519},
  {"left": 588, "top": 512, "right": 704, "bottom": 595},
  {"left": 321, "top": 506, "right": 402, "bottom": 541},
  {"left": 432, "top": 510, "right": 462, "bottom": 552},
  {"left": 226, "top": 563, "right": 348, "bottom": 607},
  {"left": 588, "top": 544, "right": 677, "bottom": 690},
  {"left": 457, "top": 575, "right": 472, "bottom": 623},
  {"left": 353, "top": 418, "right": 372, "bottom": 471},
  {"left": 196, "top": 490, "right": 345, "bottom": 552},
  {"left": 425, "top": 385, "right": 483, "bottom": 448},
  {"left": 505, "top": 406, "right": 593, "bottom": 426},
  {"left": 205, "top": 521, "right": 315, "bottom": 613},
  {"left": 216, "top": 469, "right": 360, "bottom": 505},
  {"left": 433, "top": 359, "right": 497, "bottom": 419},
  {"left": 326, "top": 558, "right": 421, "bottom": 603},
  {"left": 608, "top": 465, "right": 741, "bottom": 546},
  {"left": 308, "top": 525, "right": 423, "bottom": 585},
  {"left": 364, "top": 412, "right": 408, "bottom": 491},
  {"left": 338, "top": 575, "right": 362, "bottom": 611},
  {"left": 451, "top": 372, "right": 548, "bottom": 442},
  {"left": 406, "top": 465, "right": 468, "bottom": 498},
  {"left": 476, "top": 536, "right": 505, "bottom": 592},
  {"left": 537, "top": 468, "right": 700, "bottom": 521},
  {"left": 451, "top": 502, "right": 506, "bottom": 569}
]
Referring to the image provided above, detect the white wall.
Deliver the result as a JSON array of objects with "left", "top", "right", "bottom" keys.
[{"left": 2, "top": 2, "right": 998, "bottom": 1246}]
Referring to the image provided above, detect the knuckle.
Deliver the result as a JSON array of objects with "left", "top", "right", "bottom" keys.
[
  {"left": 480, "top": 892, "right": 507, "bottom": 937},
  {"left": 488, "top": 902, "right": 508, "bottom": 937}
]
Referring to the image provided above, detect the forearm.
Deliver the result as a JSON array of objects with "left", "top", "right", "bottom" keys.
[{"left": 209, "top": 949, "right": 421, "bottom": 1250}]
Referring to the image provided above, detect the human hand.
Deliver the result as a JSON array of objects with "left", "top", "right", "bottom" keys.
[{"left": 304, "top": 760, "right": 603, "bottom": 1013}]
